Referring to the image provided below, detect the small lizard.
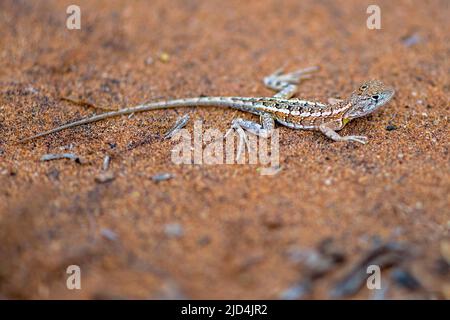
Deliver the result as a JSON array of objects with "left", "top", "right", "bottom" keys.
[{"left": 19, "top": 66, "right": 395, "bottom": 152}]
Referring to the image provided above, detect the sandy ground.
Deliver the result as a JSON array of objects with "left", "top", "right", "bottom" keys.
[{"left": 0, "top": 0, "right": 448, "bottom": 299}]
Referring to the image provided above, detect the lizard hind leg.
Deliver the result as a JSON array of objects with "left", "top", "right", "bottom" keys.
[
  {"left": 263, "top": 65, "right": 320, "bottom": 99},
  {"left": 224, "top": 113, "right": 275, "bottom": 160}
]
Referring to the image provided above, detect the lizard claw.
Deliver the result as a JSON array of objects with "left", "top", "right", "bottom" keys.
[{"left": 343, "top": 135, "right": 368, "bottom": 144}]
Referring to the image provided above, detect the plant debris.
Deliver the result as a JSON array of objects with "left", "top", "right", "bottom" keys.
[
  {"left": 102, "top": 155, "right": 111, "bottom": 171},
  {"left": 390, "top": 267, "right": 422, "bottom": 291},
  {"left": 281, "top": 238, "right": 345, "bottom": 299},
  {"left": 330, "top": 242, "right": 409, "bottom": 298},
  {"left": 164, "top": 114, "right": 190, "bottom": 139},
  {"left": 40, "top": 153, "right": 82, "bottom": 163}
]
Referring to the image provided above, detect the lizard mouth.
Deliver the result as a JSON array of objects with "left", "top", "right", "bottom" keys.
[
  {"left": 377, "top": 88, "right": 395, "bottom": 108},
  {"left": 383, "top": 87, "right": 395, "bottom": 102}
]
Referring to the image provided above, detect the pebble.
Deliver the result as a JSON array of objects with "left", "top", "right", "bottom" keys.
[
  {"left": 386, "top": 124, "right": 398, "bottom": 131},
  {"left": 279, "top": 281, "right": 311, "bottom": 300},
  {"left": 100, "top": 228, "right": 118, "bottom": 241},
  {"left": 95, "top": 172, "right": 115, "bottom": 184},
  {"left": 159, "top": 52, "right": 170, "bottom": 63},
  {"left": 164, "top": 223, "right": 184, "bottom": 238},
  {"left": 262, "top": 214, "right": 283, "bottom": 229},
  {"left": 402, "top": 33, "right": 422, "bottom": 47},
  {"left": 145, "top": 56, "right": 154, "bottom": 65},
  {"left": 152, "top": 172, "right": 173, "bottom": 182},
  {"left": 197, "top": 235, "right": 211, "bottom": 246},
  {"left": 24, "top": 86, "right": 38, "bottom": 94}
]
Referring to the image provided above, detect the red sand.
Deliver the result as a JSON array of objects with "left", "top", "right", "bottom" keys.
[{"left": 0, "top": 0, "right": 448, "bottom": 299}]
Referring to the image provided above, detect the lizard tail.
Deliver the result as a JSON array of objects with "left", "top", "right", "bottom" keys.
[{"left": 18, "top": 97, "right": 249, "bottom": 143}]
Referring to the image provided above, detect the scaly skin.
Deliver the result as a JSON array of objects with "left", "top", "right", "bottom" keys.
[{"left": 19, "top": 67, "right": 394, "bottom": 145}]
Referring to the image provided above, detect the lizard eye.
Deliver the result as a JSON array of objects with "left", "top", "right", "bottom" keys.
[
  {"left": 360, "top": 84, "right": 368, "bottom": 90},
  {"left": 372, "top": 95, "right": 379, "bottom": 100}
]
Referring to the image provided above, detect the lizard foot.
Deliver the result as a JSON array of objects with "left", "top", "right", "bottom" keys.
[
  {"left": 342, "top": 135, "right": 368, "bottom": 144},
  {"left": 264, "top": 66, "right": 319, "bottom": 86},
  {"left": 224, "top": 119, "right": 252, "bottom": 161}
]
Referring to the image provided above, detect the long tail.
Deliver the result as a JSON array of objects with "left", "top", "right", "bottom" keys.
[{"left": 18, "top": 97, "right": 253, "bottom": 143}]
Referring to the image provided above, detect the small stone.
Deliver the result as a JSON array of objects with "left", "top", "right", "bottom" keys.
[
  {"left": 156, "top": 280, "right": 186, "bottom": 299},
  {"left": 164, "top": 223, "right": 184, "bottom": 238},
  {"left": 279, "top": 281, "right": 311, "bottom": 300},
  {"left": 145, "top": 56, "right": 154, "bottom": 65},
  {"left": 197, "top": 235, "right": 211, "bottom": 246},
  {"left": 262, "top": 214, "right": 283, "bottom": 229},
  {"left": 9, "top": 167, "right": 18, "bottom": 176},
  {"left": 159, "top": 52, "right": 170, "bottom": 63},
  {"left": 401, "top": 33, "right": 422, "bottom": 47},
  {"left": 47, "top": 168, "right": 60, "bottom": 181},
  {"left": 95, "top": 172, "right": 115, "bottom": 184},
  {"left": 100, "top": 228, "right": 118, "bottom": 241},
  {"left": 324, "top": 178, "right": 332, "bottom": 186},
  {"left": 285, "top": 246, "right": 312, "bottom": 264},
  {"left": 257, "top": 165, "right": 282, "bottom": 176},
  {"left": 24, "top": 86, "right": 38, "bottom": 94},
  {"left": 151, "top": 172, "right": 173, "bottom": 182},
  {"left": 386, "top": 124, "right": 398, "bottom": 131}
]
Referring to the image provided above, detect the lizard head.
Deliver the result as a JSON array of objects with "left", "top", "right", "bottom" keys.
[{"left": 345, "top": 80, "right": 395, "bottom": 119}]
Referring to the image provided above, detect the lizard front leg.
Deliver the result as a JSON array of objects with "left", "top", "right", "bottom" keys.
[
  {"left": 263, "top": 66, "right": 319, "bottom": 99},
  {"left": 319, "top": 123, "right": 368, "bottom": 144}
]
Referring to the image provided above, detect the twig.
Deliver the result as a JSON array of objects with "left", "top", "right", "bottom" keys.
[
  {"left": 102, "top": 155, "right": 111, "bottom": 171},
  {"left": 40, "top": 153, "right": 82, "bottom": 163},
  {"left": 164, "top": 114, "right": 190, "bottom": 139},
  {"left": 330, "top": 242, "right": 409, "bottom": 298}
]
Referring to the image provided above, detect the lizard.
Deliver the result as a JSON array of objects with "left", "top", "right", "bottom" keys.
[{"left": 18, "top": 66, "right": 395, "bottom": 156}]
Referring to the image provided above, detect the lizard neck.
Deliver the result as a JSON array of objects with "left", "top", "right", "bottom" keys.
[{"left": 331, "top": 100, "right": 353, "bottom": 129}]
